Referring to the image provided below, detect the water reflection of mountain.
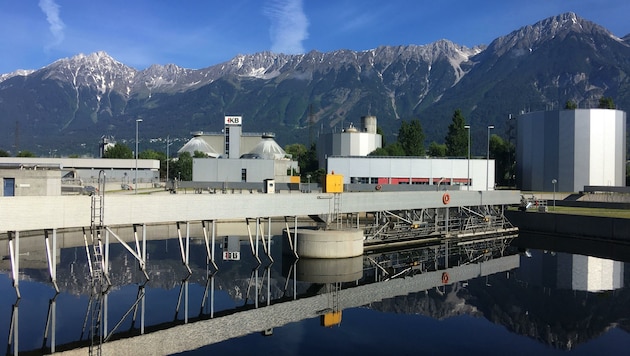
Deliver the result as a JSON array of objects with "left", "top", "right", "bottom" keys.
[{"left": 368, "top": 284, "right": 483, "bottom": 319}]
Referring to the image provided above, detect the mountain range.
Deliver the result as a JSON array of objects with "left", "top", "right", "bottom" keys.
[{"left": 0, "top": 12, "right": 628, "bottom": 156}]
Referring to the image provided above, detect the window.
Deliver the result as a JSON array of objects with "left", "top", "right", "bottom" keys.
[{"left": 241, "top": 169, "right": 247, "bottom": 182}]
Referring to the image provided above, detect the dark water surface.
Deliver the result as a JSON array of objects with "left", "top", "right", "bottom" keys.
[{"left": 1, "top": 232, "right": 630, "bottom": 355}]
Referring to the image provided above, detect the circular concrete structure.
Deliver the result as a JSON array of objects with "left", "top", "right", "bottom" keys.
[{"left": 290, "top": 228, "right": 364, "bottom": 259}]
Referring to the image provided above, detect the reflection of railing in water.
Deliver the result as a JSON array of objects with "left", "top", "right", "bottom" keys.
[{"left": 364, "top": 234, "right": 515, "bottom": 282}]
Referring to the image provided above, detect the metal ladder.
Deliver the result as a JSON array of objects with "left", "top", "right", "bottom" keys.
[
  {"left": 334, "top": 193, "right": 342, "bottom": 229},
  {"left": 88, "top": 171, "right": 106, "bottom": 356},
  {"left": 89, "top": 240, "right": 104, "bottom": 356}
]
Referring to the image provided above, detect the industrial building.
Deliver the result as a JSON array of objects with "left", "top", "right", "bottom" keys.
[
  {"left": 327, "top": 156, "right": 495, "bottom": 191},
  {"left": 317, "top": 115, "right": 382, "bottom": 168},
  {"left": 516, "top": 109, "right": 626, "bottom": 192},
  {"left": 317, "top": 115, "right": 496, "bottom": 191},
  {"left": 0, "top": 157, "right": 160, "bottom": 196},
  {"left": 183, "top": 116, "right": 300, "bottom": 184}
]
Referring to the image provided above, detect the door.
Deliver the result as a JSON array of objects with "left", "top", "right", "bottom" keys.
[{"left": 3, "top": 178, "right": 15, "bottom": 196}]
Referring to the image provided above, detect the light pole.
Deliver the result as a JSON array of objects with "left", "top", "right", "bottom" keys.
[
  {"left": 552, "top": 179, "right": 557, "bottom": 210},
  {"left": 135, "top": 118, "right": 143, "bottom": 194},
  {"left": 486, "top": 125, "right": 494, "bottom": 191},
  {"left": 464, "top": 125, "right": 471, "bottom": 190},
  {"left": 306, "top": 174, "right": 311, "bottom": 193},
  {"left": 166, "top": 135, "right": 172, "bottom": 187}
]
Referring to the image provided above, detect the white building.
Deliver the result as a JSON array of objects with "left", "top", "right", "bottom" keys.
[
  {"left": 187, "top": 116, "right": 300, "bottom": 184},
  {"left": 517, "top": 109, "right": 626, "bottom": 192},
  {"left": 326, "top": 156, "right": 494, "bottom": 191},
  {"left": 0, "top": 157, "right": 160, "bottom": 195},
  {"left": 317, "top": 116, "right": 382, "bottom": 168}
]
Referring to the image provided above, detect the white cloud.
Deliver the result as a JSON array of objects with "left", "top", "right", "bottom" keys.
[
  {"left": 264, "top": 0, "right": 308, "bottom": 54},
  {"left": 38, "top": 0, "right": 65, "bottom": 49}
]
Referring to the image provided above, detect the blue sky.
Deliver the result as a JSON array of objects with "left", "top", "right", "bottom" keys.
[{"left": 1, "top": 0, "right": 629, "bottom": 74}]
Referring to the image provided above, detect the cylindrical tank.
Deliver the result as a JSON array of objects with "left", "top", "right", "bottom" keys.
[
  {"left": 284, "top": 228, "right": 364, "bottom": 258},
  {"left": 362, "top": 115, "right": 377, "bottom": 134}
]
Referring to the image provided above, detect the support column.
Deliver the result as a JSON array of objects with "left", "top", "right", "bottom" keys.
[
  {"left": 294, "top": 216, "right": 298, "bottom": 259},
  {"left": 246, "top": 218, "right": 262, "bottom": 265},
  {"left": 8, "top": 231, "right": 20, "bottom": 298},
  {"left": 176, "top": 222, "right": 192, "bottom": 274},
  {"left": 284, "top": 216, "right": 298, "bottom": 259},
  {"left": 268, "top": 217, "right": 273, "bottom": 263},
  {"left": 105, "top": 229, "right": 111, "bottom": 284},
  {"left": 45, "top": 229, "right": 60, "bottom": 293},
  {"left": 9, "top": 301, "right": 18, "bottom": 354},
  {"left": 202, "top": 220, "right": 218, "bottom": 271}
]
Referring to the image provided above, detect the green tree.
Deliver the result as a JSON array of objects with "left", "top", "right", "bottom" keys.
[
  {"left": 598, "top": 97, "right": 615, "bottom": 109},
  {"left": 369, "top": 142, "right": 406, "bottom": 156},
  {"left": 427, "top": 141, "right": 447, "bottom": 157},
  {"left": 376, "top": 126, "right": 386, "bottom": 146},
  {"left": 285, "top": 143, "right": 320, "bottom": 182},
  {"left": 16, "top": 150, "right": 36, "bottom": 157},
  {"left": 444, "top": 109, "right": 468, "bottom": 157},
  {"left": 398, "top": 119, "right": 424, "bottom": 156},
  {"left": 139, "top": 149, "right": 167, "bottom": 179},
  {"left": 0, "top": 149, "right": 10, "bottom": 157},
  {"left": 285, "top": 143, "right": 307, "bottom": 160},
  {"left": 139, "top": 149, "right": 165, "bottom": 160},
  {"left": 565, "top": 100, "right": 577, "bottom": 109},
  {"left": 489, "top": 134, "right": 515, "bottom": 187},
  {"left": 103, "top": 143, "right": 133, "bottom": 159},
  {"left": 169, "top": 151, "right": 193, "bottom": 181}
]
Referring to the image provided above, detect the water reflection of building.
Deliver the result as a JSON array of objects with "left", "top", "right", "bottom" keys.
[{"left": 519, "top": 250, "right": 624, "bottom": 292}]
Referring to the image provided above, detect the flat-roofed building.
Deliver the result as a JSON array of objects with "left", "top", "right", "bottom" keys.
[
  {"left": 0, "top": 157, "right": 160, "bottom": 195},
  {"left": 326, "top": 156, "right": 494, "bottom": 191}
]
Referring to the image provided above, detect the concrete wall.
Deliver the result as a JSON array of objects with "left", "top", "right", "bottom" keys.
[
  {"left": 0, "top": 190, "right": 521, "bottom": 233},
  {"left": 0, "top": 169, "right": 61, "bottom": 196},
  {"left": 0, "top": 195, "right": 90, "bottom": 231},
  {"left": 192, "top": 158, "right": 298, "bottom": 183},
  {"left": 0, "top": 157, "right": 160, "bottom": 184},
  {"left": 505, "top": 211, "right": 630, "bottom": 242}
]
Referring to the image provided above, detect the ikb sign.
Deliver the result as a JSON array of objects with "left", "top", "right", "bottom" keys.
[{"left": 224, "top": 116, "right": 242, "bottom": 125}]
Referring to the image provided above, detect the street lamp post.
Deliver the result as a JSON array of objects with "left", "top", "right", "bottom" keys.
[
  {"left": 464, "top": 125, "right": 471, "bottom": 190},
  {"left": 135, "top": 118, "right": 143, "bottom": 194},
  {"left": 306, "top": 174, "right": 311, "bottom": 193},
  {"left": 486, "top": 125, "right": 494, "bottom": 191},
  {"left": 552, "top": 179, "right": 557, "bottom": 210},
  {"left": 166, "top": 135, "right": 172, "bottom": 188}
]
